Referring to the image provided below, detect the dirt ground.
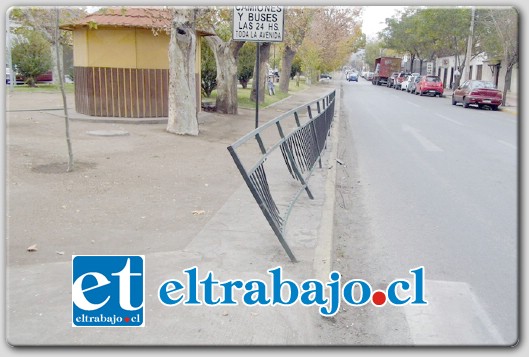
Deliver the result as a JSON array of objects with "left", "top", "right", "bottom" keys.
[{"left": 5, "top": 90, "right": 258, "bottom": 267}]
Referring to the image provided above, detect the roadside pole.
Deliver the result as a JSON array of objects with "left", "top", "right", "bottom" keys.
[
  {"left": 463, "top": 7, "right": 475, "bottom": 82},
  {"left": 6, "top": 10, "right": 15, "bottom": 92},
  {"left": 256, "top": 42, "right": 260, "bottom": 128}
]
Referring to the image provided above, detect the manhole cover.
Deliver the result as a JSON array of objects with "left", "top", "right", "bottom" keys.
[{"left": 86, "top": 130, "right": 129, "bottom": 137}]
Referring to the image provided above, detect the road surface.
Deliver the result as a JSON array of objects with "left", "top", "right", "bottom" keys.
[{"left": 327, "top": 77, "right": 518, "bottom": 346}]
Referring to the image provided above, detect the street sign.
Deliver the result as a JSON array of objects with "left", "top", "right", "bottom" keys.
[
  {"left": 232, "top": 6, "right": 284, "bottom": 42},
  {"left": 426, "top": 62, "right": 433, "bottom": 75}
]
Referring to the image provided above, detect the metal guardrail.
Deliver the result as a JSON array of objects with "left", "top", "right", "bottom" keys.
[{"left": 227, "top": 90, "right": 336, "bottom": 262}]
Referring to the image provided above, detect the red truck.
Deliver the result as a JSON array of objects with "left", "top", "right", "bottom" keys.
[{"left": 371, "top": 57, "right": 402, "bottom": 86}]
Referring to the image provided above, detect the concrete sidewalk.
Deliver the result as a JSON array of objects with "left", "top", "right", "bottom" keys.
[{"left": 5, "top": 83, "right": 340, "bottom": 346}]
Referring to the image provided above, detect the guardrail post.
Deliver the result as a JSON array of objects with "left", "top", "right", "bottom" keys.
[
  {"left": 227, "top": 146, "right": 298, "bottom": 263},
  {"left": 227, "top": 90, "right": 336, "bottom": 262},
  {"left": 276, "top": 121, "right": 314, "bottom": 199}
]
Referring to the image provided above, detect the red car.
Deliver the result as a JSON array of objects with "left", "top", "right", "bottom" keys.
[
  {"left": 451, "top": 80, "right": 503, "bottom": 111},
  {"left": 8, "top": 70, "right": 53, "bottom": 85},
  {"left": 416, "top": 75, "right": 444, "bottom": 97}
]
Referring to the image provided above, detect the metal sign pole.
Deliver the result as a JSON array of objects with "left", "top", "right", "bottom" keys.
[{"left": 255, "top": 42, "right": 260, "bottom": 129}]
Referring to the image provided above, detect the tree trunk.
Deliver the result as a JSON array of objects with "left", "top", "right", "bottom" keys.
[
  {"left": 55, "top": 8, "right": 73, "bottom": 171},
  {"left": 205, "top": 37, "right": 243, "bottom": 114},
  {"left": 167, "top": 10, "right": 199, "bottom": 136},
  {"left": 251, "top": 42, "right": 271, "bottom": 103},
  {"left": 502, "top": 64, "right": 513, "bottom": 106},
  {"left": 409, "top": 54, "right": 416, "bottom": 73},
  {"left": 279, "top": 46, "right": 295, "bottom": 93},
  {"left": 51, "top": 42, "right": 59, "bottom": 85}
]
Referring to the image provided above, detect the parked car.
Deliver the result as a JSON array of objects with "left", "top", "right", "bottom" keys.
[
  {"left": 6, "top": 68, "right": 53, "bottom": 85},
  {"left": 347, "top": 72, "right": 358, "bottom": 82},
  {"left": 387, "top": 72, "right": 399, "bottom": 88},
  {"left": 6, "top": 67, "right": 12, "bottom": 84},
  {"left": 416, "top": 75, "right": 444, "bottom": 97},
  {"left": 451, "top": 80, "right": 503, "bottom": 110},
  {"left": 36, "top": 70, "right": 53, "bottom": 82},
  {"left": 394, "top": 72, "right": 411, "bottom": 90},
  {"left": 400, "top": 75, "right": 413, "bottom": 91},
  {"left": 320, "top": 73, "right": 332, "bottom": 80},
  {"left": 6, "top": 67, "right": 25, "bottom": 85},
  {"left": 406, "top": 75, "right": 420, "bottom": 93}
]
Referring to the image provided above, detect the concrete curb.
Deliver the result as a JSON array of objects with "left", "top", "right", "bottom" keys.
[
  {"left": 501, "top": 107, "right": 518, "bottom": 116},
  {"left": 312, "top": 87, "right": 340, "bottom": 281},
  {"left": 264, "top": 95, "right": 293, "bottom": 109}
]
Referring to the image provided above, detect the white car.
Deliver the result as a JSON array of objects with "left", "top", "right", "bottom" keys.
[
  {"left": 6, "top": 67, "right": 13, "bottom": 84},
  {"left": 406, "top": 75, "right": 421, "bottom": 93},
  {"left": 400, "top": 75, "right": 414, "bottom": 91}
]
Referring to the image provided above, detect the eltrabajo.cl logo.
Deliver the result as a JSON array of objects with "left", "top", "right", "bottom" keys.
[{"left": 72, "top": 255, "right": 144, "bottom": 327}]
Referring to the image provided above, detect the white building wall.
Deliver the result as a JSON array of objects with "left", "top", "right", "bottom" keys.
[{"left": 435, "top": 54, "right": 517, "bottom": 96}]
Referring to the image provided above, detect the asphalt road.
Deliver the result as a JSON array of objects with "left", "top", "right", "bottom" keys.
[{"left": 338, "top": 77, "right": 518, "bottom": 345}]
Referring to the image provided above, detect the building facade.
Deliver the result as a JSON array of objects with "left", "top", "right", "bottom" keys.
[{"left": 62, "top": 8, "right": 210, "bottom": 118}]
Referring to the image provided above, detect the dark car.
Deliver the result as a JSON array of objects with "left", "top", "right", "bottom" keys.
[
  {"left": 320, "top": 73, "right": 332, "bottom": 80},
  {"left": 416, "top": 75, "right": 444, "bottom": 97},
  {"left": 347, "top": 72, "right": 358, "bottom": 82},
  {"left": 6, "top": 68, "right": 26, "bottom": 85},
  {"left": 451, "top": 80, "right": 503, "bottom": 110},
  {"left": 6, "top": 69, "right": 53, "bottom": 85},
  {"left": 387, "top": 72, "right": 399, "bottom": 88},
  {"left": 36, "top": 70, "right": 53, "bottom": 82}
]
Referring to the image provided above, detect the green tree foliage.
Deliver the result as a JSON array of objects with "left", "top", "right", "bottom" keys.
[
  {"left": 364, "top": 40, "right": 385, "bottom": 71},
  {"left": 278, "top": 7, "right": 315, "bottom": 92},
  {"left": 380, "top": 7, "right": 473, "bottom": 83},
  {"left": 10, "top": 7, "right": 85, "bottom": 45},
  {"left": 477, "top": 7, "right": 518, "bottom": 104},
  {"left": 290, "top": 56, "right": 302, "bottom": 79},
  {"left": 298, "top": 38, "right": 322, "bottom": 83},
  {"left": 417, "top": 7, "right": 471, "bottom": 60},
  {"left": 10, "top": 7, "right": 87, "bottom": 84},
  {"left": 303, "top": 7, "right": 363, "bottom": 74},
  {"left": 12, "top": 30, "right": 53, "bottom": 86},
  {"left": 237, "top": 42, "right": 255, "bottom": 89},
  {"left": 380, "top": 8, "right": 423, "bottom": 71},
  {"left": 200, "top": 38, "right": 217, "bottom": 97}
]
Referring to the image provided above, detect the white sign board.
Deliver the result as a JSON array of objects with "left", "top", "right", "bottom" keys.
[
  {"left": 233, "top": 6, "right": 284, "bottom": 42},
  {"left": 426, "top": 62, "right": 433, "bottom": 75}
]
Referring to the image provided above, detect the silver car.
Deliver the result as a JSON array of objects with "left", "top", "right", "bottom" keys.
[{"left": 407, "top": 75, "right": 421, "bottom": 94}]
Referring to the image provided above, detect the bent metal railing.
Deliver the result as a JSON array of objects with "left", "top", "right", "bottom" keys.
[{"left": 227, "top": 90, "right": 336, "bottom": 262}]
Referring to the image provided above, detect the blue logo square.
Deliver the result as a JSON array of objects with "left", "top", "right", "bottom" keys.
[{"left": 72, "top": 255, "right": 144, "bottom": 327}]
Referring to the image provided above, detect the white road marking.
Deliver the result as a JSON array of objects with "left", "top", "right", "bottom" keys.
[
  {"left": 498, "top": 140, "right": 517, "bottom": 150},
  {"left": 404, "top": 280, "right": 507, "bottom": 345},
  {"left": 406, "top": 101, "right": 421, "bottom": 108},
  {"left": 491, "top": 115, "right": 517, "bottom": 125},
  {"left": 435, "top": 113, "right": 465, "bottom": 126},
  {"left": 402, "top": 124, "right": 443, "bottom": 152}
]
